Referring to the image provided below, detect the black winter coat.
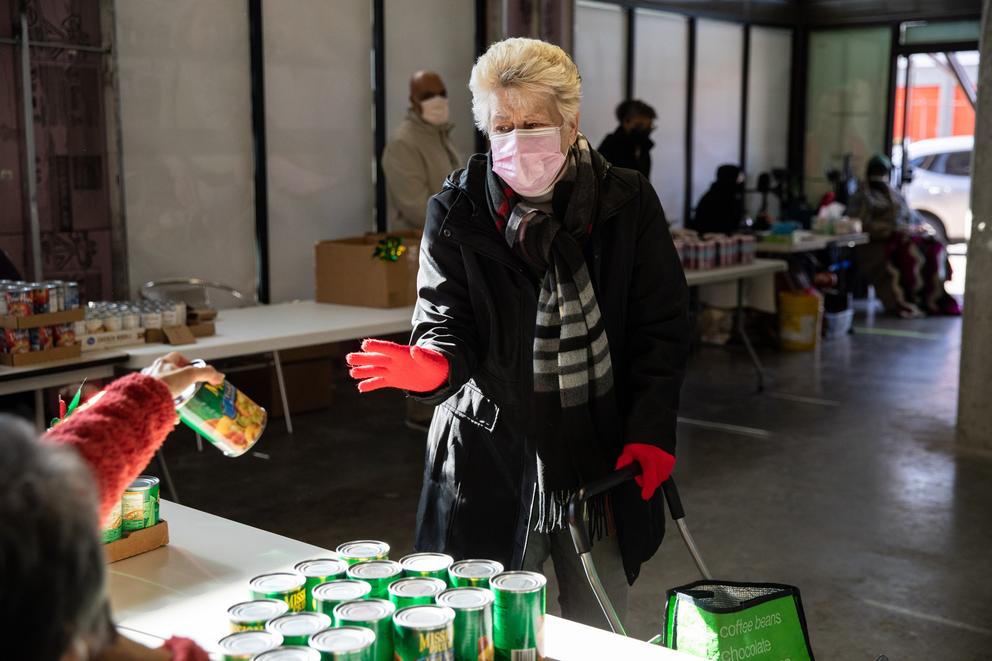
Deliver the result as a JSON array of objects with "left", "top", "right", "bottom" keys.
[{"left": 410, "top": 149, "right": 690, "bottom": 584}]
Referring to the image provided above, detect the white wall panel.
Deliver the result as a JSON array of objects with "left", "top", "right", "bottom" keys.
[
  {"left": 747, "top": 26, "right": 792, "bottom": 217},
  {"left": 574, "top": 1, "right": 626, "bottom": 149}
]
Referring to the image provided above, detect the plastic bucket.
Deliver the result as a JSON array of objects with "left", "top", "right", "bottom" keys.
[{"left": 778, "top": 291, "right": 823, "bottom": 352}]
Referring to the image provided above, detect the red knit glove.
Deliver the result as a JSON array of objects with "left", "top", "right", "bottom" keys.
[
  {"left": 615, "top": 443, "right": 676, "bottom": 501},
  {"left": 161, "top": 637, "right": 210, "bottom": 661},
  {"left": 347, "top": 339, "right": 450, "bottom": 393}
]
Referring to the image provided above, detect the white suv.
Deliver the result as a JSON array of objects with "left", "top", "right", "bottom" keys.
[{"left": 903, "top": 136, "right": 973, "bottom": 243}]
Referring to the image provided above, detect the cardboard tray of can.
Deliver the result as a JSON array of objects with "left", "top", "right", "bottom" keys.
[
  {"left": 105, "top": 520, "right": 170, "bottom": 564},
  {"left": 0, "top": 307, "right": 85, "bottom": 329},
  {"left": 0, "top": 344, "right": 82, "bottom": 367}
]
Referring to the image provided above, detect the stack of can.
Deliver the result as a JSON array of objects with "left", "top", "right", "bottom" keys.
[
  {"left": 100, "top": 475, "right": 161, "bottom": 544},
  {"left": 670, "top": 229, "right": 757, "bottom": 272},
  {"left": 1, "top": 279, "right": 82, "bottom": 355},
  {"left": 82, "top": 299, "right": 186, "bottom": 335}
]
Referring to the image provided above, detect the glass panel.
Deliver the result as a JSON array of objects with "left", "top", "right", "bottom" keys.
[
  {"left": 901, "top": 20, "right": 981, "bottom": 45},
  {"left": 746, "top": 26, "right": 792, "bottom": 219},
  {"left": 574, "top": 0, "right": 626, "bottom": 149}
]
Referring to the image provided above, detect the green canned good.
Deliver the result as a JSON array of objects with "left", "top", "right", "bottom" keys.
[
  {"left": 333, "top": 598, "right": 396, "bottom": 661},
  {"left": 490, "top": 572, "right": 546, "bottom": 661},
  {"left": 447, "top": 560, "right": 504, "bottom": 589},
  {"left": 388, "top": 577, "right": 448, "bottom": 610},
  {"left": 122, "top": 475, "right": 160, "bottom": 532},
  {"left": 250, "top": 573, "right": 308, "bottom": 613},
  {"left": 347, "top": 560, "right": 403, "bottom": 599},
  {"left": 228, "top": 599, "right": 290, "bottom": 632},
  {"left": 101, "top": 499, "right": 123, "bottom": 543},
  {"left": 175, "top": 364, "right": 267, "bottom": 457},
  {"left": 392, "top": 605, "right": 456, "bottom": 661},
  {"left": 436, "top": 588, "right": 495, "bottom": 661},
  {"left": 399, "top": 553, "right": 454, "bottom": 583},
  {"left": 308, "top": 626, "right": 376, "bottom": 661},
  {"left": 266, "top": 612, "right": 332, "bottom": 646},
  {"left": 312, "top": 579, "right": 373, "bottom": 617},
  {"left": 295, "top": 558, "right": 349, "bottom": 611},
  {"left": 252, "top": 647, "right": 321, "bottom": 661},
  {"left": 336, "top": 540, "right": 390, "bottom": 566},
  {"left": 217, "top": 630, "right": 283, "bottom": 660}
]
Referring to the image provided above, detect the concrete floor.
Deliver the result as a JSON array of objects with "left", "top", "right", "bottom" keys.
[{"left": 159, "top": 313, "right": 992, "bottom": 660}]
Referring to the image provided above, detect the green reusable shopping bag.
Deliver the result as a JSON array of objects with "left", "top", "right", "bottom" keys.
[{"left": 661, "top": 581, "right": 814, "bottom": 661}]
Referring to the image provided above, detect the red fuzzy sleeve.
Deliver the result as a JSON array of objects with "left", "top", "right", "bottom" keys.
[
  {"left": 43, "top": 373, "right": 178, "bottom": 522},
  {"left": 161, "top": 637, "right": 210, "bottom": 661}
]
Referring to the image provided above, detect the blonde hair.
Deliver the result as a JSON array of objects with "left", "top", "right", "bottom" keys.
[{"left": 469, "top": 38, "right": 582, "bottom": 134}]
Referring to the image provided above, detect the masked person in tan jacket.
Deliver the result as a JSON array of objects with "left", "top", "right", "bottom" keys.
[{"left": 383, "top": 70, "right": 461, "bottom": 231}]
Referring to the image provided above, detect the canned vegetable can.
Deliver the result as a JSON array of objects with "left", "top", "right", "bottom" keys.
[
  {"left": 388, "top": 577, "right": 448, "bottom": 610},
  {"left": 392, "top": 605, "right": 456, "bottom": 661},
  {"left": 490, "top": 572, "right": 546, "bottom": 661},
  {"left": 436, "top": 588, "right": 494, "bottom": 661},
  {"left": 295, "top": 558, "right": 349, "bottom": 611},
  {"left": 448, "top": 560, "right": 504, "bottom": 589},
  {"left": 312, "top": 579, "right": 372, "bottom": 617},
  {"left": 252, "top": 647, "right": 321, "bottom": 661},
  {"left": 175, "top": 363, "right": 267, "bottom": 457},
  {"left": 333, "top": 598, "right": 396, "bottom": 661},
  {"left": 346, "top": 560, "right": 403, "bottom": 599},
  {"left": 217, "top": 630, "right": 283, "bottom": 660},
  {"left": 336, "top": 540, "right": 390, "bottom": 566},
  {"left": 228, "top": 599, "right": 290, "bottom": 632},
  {"left": 100, "top": 499, "right": 123, "bottom": 543},
  {"left": 399, "top": 553, "right": 454, "bottom": 583},
  {"left": 308, "top": 626, "right": 376, "bottom": 661},
  {"left": 266, "top": 612, "right": 332, "bottom": 646},
  {"left": 122, "top": 476, "right": 160, "bottom": 532},
  {"left": 250, "top": 573, "right": 308, "bottom": 613}
]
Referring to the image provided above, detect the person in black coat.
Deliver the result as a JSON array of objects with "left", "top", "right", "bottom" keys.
[
  {"left": 597, "top": 99, "right": 656, "bottom": 177},
  {"left": 348, "top": 38, "right": 690, "bottom": 629},
  {"left": 689, "top": 164, "right": 746, "bottom": 235}
]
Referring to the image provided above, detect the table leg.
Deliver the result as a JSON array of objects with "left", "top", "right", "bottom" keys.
[
  {"left": 737, "top": 278, "right": 766, "bottom": 393},
  {"left": 34, "top": 389, "right": 45, "bottom": 431},
  {"left": 156, "top": 450, "right": 180, "bottom": 503},
  {"left": 272, "top": 350, "right": 293, "bottom": 434}
]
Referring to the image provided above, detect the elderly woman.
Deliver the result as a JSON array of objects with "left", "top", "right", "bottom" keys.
[{"left": 349, "top": 38, "right": 689, "bottom": 626}]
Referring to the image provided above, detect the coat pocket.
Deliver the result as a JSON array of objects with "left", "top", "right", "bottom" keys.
[{"left": 440, "top": 380, "right": 500, "bottom": 433}]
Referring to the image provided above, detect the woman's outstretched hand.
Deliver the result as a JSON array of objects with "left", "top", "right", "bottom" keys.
[
  {"left": 141, "top": 352, "right": 225, "bottom": 399},
  {"left": 347, "top": 339, "right": 449, "bottom": 393}
]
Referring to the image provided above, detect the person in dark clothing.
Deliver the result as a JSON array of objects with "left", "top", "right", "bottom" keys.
[
  {"left": 346, "top": 38, "right": 690, "bottom": 629},
  {"left": 689, "top": 164, "right": 746, "bottom": 235},
  {"left": 597, "top": 99, "right": 656, "bottom": 177}
]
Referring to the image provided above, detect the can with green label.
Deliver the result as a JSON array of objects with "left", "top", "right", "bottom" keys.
[
  {"left": 392, "top": 605, "right": 456, "bottom": 661},
  {"left": 447, "top": 560, "right": 504, "bottom": 589},
  {"left": 333, "top": 598, "right": 396, "bottom": 661},
  {"left": 253, "top": 647, "right": 321, "bottom": 661},
  {"left": 347, "top": 560, "right": 403, "bottom": 599},
  {"left": 266, "top": 612, "right": 331, "bottom": 646},
  {"left": 100, "top": 499, "right": 123, "bottom": 543},
  {"left": 227, "top": 599, "right": 290, "bottom": 632},
  {"left": 490, "top": 572, "right": 546, "bottom": 661},
  {"left": 336, "top": 540, "right": 390, "bottom": 566},
  {"left": 436, "top": 588, "right": 495, "bottom": 661},
  {"left": 312, "top": 579, "right": 372, "bottom": 617},
  {"left": 216, "top": 630, "right": 282, "bottom": 660},
  {"left": 250, "top": 573, "right": 307, "bottom": 613},
  {"left": 308, "top": 626, "right": 376, "bottom": 661},
  {"left": 399, "top": 553, "right": 454, "bottom": 583},
  {"left": 388, "top": 577, "right": 448, "bottom": 610},
  {"left": 295, "top": 558, "right": 349, "bottom": 611},
  {"left": 122, "top": 475, "right": 159, "bottom": 532},
  {"left": 175, "top": 363, "right": 267, "bottom": 457}
]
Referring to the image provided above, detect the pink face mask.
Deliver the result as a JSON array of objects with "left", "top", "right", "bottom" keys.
[{"left": 490, "top": 126, "right": 566, "bottom": 198}]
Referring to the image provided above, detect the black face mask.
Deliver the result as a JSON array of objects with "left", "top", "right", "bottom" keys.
[{"left": 630, "top": 127, "right": 652, "bottom": 142}]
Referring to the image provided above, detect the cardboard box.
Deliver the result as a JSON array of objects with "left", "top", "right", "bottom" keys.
[
  {"left": 0, "top": 307, "right": 84, "bottom": 329},
  {"left": 0, "top": 344, "right": 81, "bottom": 366},
  {"left": 81, "top": 329, "right": 146, "bottom": 353},
  {"left": 315, "top": 231, "right": 421, "bottom": 308},
  {"left": 144, "top": 321, "right": 215, "bottom": 345},
  {"left": 104, "top": 520, "right": 169, "bottom": 563}
]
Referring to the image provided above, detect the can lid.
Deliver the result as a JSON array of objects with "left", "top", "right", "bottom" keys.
[
  {"left": 227, "top": 599, "right": 289, "bottom": 623},
  {"left": 265, "top": 612, "right": 331, "bottom": 637},
  {"left": 449, "top": 559, "right": 504, "bottom": 579},
  {"left": 216, "top": 630, "right": 283, "bottom": 654},
  {"left": 436, "top": 587, "right": 494, "bottom": 610},
  {"left": 308, "top": 626, "right": 376, "bottom": 653},
  {"left": 333, "top": 598, "right": 396, "bottom": 623},
  {"left": 335, "top": 540, "right": 390, "bottom": 560},
  {"left": 126, "top": 476, "right": 160, "bottom": 491},
  {"left": 312, "top": 579, "right": 372, "bottom": 602},
  {"left": 252, "top": 647, "right": 320, "bottom": 661},
  {"left": 388, "top": 577, "right": 447, "bottom": 598},
  {"left": 249, "top": 572, "right": 306, "bottom": 594},
  {"left": 347, "top": 560, "right": 402, "bottom": 580},
  {"left": 399, "top": 552, "right": 453, "bottom": 573},
  {"left": 393, "top": 605, "right": 456, "bottom": 630},
  {"left": 489, "top": 571, "right": 547, "bottom": 593},
  {"left": 293, "top": 557, "right": 348, "bottom": 579}
]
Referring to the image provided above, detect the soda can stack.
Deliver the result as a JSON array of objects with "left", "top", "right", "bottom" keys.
[
  {"left": 740, "top": 235, "right": 757, "bottom": 263},
  {"left": 101, "top": 475, "right": 159, "bottom": 544}
]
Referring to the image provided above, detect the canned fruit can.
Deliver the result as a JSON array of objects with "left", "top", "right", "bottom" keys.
[
  {"left": 44, "top": 283, "right": 61, "bottom": 312},
  {"left": 265, "top": 612, "right": 332, "bottom": 646},
  {"left": 29, "top": 326, "right": 53, "bottom": 351},
  {"left": 2, "top": 329, "right": 29, "bottom": 354},
  {"left": 436, "top": 588, "right": 494, "bottom": 661},
  {"left": 312, "top": 579, "right": 373, "bottom": 617},
  {"left": 100, "top": 500, "right": 123, "bottom": 543},
  {"left": 295, "top": 558, "right": 349, "bottom": 611},
  {"left": 122, "top": 475, "right": 160, "bottom": 532},
  {"left": 448, "top": 560, "right": 504, "bottom": 589},
  {"left": 392, "top": 605, "right": 456, "bottom": 661},
  {"left": 250, "top": 573, "right": 308, "bottom": 613},
  {"left": 253, "top": 647, "right": 321, "bottom": 661},
  {"left": 347, "top": 560, "right": 403, "bottom": 599},
  {"left": 175, "top": 367, "right": 267, "bottom": 457},
  {"left": 309, "top": 626, "right": 376, "bottom": 661},
  {"left": 53, "top": 323, "right": 76, "bottom": 347},
  {"left": 217, "top": 630, "right": 283, "bottom": 660},
  {"left": 63, "top": 282, "right": 80, "bottom": 309},
  {"left": 333, "top": 598, "right": 396, "bottom": 661},
  {"left": 400, "top": 553, "right": 454, "bottom": 583},
  {"left": 388, "top": 577, "right": 448, "bottom": 610},
  {"left": 227, "top": 599, "right": 290, "bottom": 632},
  {"left": 5, "top": 287, "right": 33, "bottom": 316},
  {"left": 27, "top": 283, "right": 49, "bottom": 314},
  {"left": 336, "top": 540, "right": 390, "bottom": 566},
  {"left": 490, "top": 572, "right": 546, "bottom": 661}
]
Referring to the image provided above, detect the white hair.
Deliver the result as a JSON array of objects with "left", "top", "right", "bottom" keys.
[{"left": 469, "top": 38, "right": 582, "bottom": 135}]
